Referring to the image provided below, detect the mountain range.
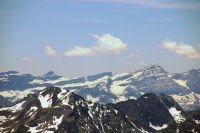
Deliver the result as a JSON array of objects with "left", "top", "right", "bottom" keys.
[
  {"left": 0, "top": 64, "right": 200, "bottom": 110},
  {"left": 0, "top": 86, "right": 200, "bottom": 133}
]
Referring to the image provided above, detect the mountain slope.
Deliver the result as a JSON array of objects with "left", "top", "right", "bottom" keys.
[
  {"left": 0, "top": 86, "right": 200, "bottom": 133},
  {"left": 0, "top": 86, "right": 139, "bottom": 133},
  {"left": 108, "top": 93, "right": 184, "bottom": 132},
  {"left": 0, "top": 64, "right": 200, "bottom": 110}
]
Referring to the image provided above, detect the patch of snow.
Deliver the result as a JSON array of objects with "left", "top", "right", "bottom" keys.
[
  {"left": 168, "top": 74, "right": 173, "bottom": 78},
  {"left": 27, "top": 106, "right": 38, "bottom": 116},
  {"left": 171, "top": 92, "right": 200, "bottom": 109},
  {"left": 118, "top": 95, "right": 127, "bottom": 101},
  {"left": 88, "top": 111, "right": 93, "bottom": 119},
  {"left": 110, "top": 80, "right": 129, "bottom": 95},
  {"left": 132, "top": 72, "right": 142, "bottom": 78},
  {"left": 168, "top": 107, "right": 185, "bottom": 123},
  {"left": 173, "top": 79, "right": 189, "bottom": 89},
  {"left": 114, "top": 109, "right": 118, "bottom": 114},
  {"left": 130, "top": 121, "right": 148, "bottom": 133},
  {"left": 59, "top": 76, "right": 108, "bottom": 89},
  {"left": 194, "top": 119, "right": 200, "bottom": 124},
  {"left": 30, "top": 106, "right": 38, "bottom": 111},
  {"left": 129, "top": 96, "right": 136, "bottom": 100},
  {"left": 0, "top": 86, "right": 46, "bottom": 102},
  {"left": 140, "top": 92, "right": 145, "bottom": 95},
  {"left": 0, "top": 101, "right": 26, "bottom": 112},
  {"left": 0, "top": 77, "right": 9, "bottom": 81},
  {"left": 0, "top": 116, "right": 7, "bottom": 122},
  {"left": 8, "top": 73, "right": 20, "bottom": 76},
  {"left": 38, "top": 94, "right": 52, "bottom": 108},
  {"left": 28, "top": 123, "right": 43, "bottom": 133},
  {"left": 57, "top": 88, "right": 74, "bottom": 108},
  {"left": 111, "top": 72, "right": 130, "bottom": 80},
  {"left": 29, "top": 79, "right": 44, "bottom": 84},
  {"left": 86, "top": 95, "right": 99, "bottom": 102},
  {"left": 48, "top": 115, "right": 64, "bottom": 130},
  {"left": 149, "top": 122, "right": 168, "bottom": 130},
  {"left": 45, "top": 77, "right": 70, "bottom": 84}
]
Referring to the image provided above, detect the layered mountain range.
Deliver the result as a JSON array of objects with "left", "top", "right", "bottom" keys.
[
  {"left": 0, "top": 64, "right": 200, "bottom": 110},
  {"left": 0, "top": 86, "right": 200, "bottom": 133}
]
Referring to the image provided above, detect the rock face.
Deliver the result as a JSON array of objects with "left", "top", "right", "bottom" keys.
[
  {"left": 0, "top": 64, "right": 200, "bottom": 110},
  {"left": 0, "top": 86, "right": 200, "bottom": 133},
  {"left": 108, "top": 93, "right": 185, "bottom": 132},
  {"left": 0, "top": 86, "right": 138, "bottom": 133}
]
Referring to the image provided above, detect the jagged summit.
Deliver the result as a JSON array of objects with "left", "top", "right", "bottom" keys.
[
  {"left": 41, "top": 71, "right": 62, "bottom": 80},
  {"left": 43, "top": 71, "right": 57, "bottom": 77},
  {"left": 0, "top": 86, "right": 139, "bottom": 133},
  {"left": 0, "top": 86, "right": 200, "bottom": 133},
  {"left": 136, "top": 64, "right": 167, "bottom": 75}
]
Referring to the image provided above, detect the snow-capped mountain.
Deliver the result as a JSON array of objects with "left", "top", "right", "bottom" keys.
[
  {"left": 0, "top": 86, "right": 199, "bottom": 133},
  {"left": 0, "top": 86, "right": 140, "bottom": 133},
  {"left": 0, "top": 64, "right": 200, "bottom": 110}
]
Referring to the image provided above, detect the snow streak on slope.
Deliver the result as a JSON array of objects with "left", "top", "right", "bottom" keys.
[
  {"left": 168, "top": 107, "right": 185, "bottom": 123},
  {"left": 149, "top": 122, "right": 168, "bottom": 130},
  {"left": 38, "top": 94, "right": 52, "bottom": 108},
  {"left": 110, "top": 80, "right": 130, "bottom": 95},
  {"left": 171, "top": 92, "right": 200, "bottom": 110},
  {"left": 173, "top": 79, "right": 189, "bottom": 89}
]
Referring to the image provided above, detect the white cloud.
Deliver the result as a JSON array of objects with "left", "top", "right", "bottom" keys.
[
  {"left": 21, "top": 57, "right": 34, "bottom": 61},
  {"left": 63, "top": 33, "right": 127, "bottom": 57},
  {"left": 91, "top": 33, "right": 127, "bottom": 55},
  {"left": 126, "top": 54, "right": 142, "bottom": 58},
  {"left": 162, "top": 39, "right": 200, "bottom": 59},
  {"left": 45, "top": 45, "right": 59, "bottom": 57},
  {"left": 63, "top": 46, "right": 96, "bottom": 56}
]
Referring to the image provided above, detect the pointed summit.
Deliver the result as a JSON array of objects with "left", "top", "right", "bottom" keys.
[
  {"left": 43, "top": 71, "right": 57, "bottom": 77},
  {"left": 0, "top": 86, "right": 138, "bottom": 133},
  {"left": 41, "top": 71, "right": 61, "bottom": 80},
  {"left": 136, "top": 64, "right": 167, "bottom": 76}
]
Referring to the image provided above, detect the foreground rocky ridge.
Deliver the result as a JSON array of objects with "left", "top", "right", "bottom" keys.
[
  {"left": 0, "top": 87, "right": 138, "bottom": 133},
  {"left": 0, "top": 86, "right": 200, "bottom": 133},
  {"left": 0, "top": 64, "right": 200, "bottom": 110}
]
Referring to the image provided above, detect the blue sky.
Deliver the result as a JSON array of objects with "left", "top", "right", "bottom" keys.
[{"left": 0, "top": 0, "right": 200, "bottom": 77}]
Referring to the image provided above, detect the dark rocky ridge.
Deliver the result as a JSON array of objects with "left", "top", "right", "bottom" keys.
[
  {"left": 0, "top": 86, "right": 138, "bottom": 133},
  {"left": 0, "top": 86, "right": 200, "bottom": 133}
]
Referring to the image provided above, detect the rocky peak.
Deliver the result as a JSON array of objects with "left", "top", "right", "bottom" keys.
[
  {"left": 108, "top": 93, "right": 185, "bottom": 132},
  {"left": 137, "top": 64, "right": 167, "bottom": 75},
  {"left": 43, "top": 71, "right": 57, "bottom": 77},
  {"left": 0, "top": 87, "right": 139, "bottom": 133},
  {"left": 41, "top": 71, "right": 61, "bottom": 80}
]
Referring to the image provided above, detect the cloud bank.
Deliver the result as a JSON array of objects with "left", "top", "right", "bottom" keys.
[{"left": 162, "top": 39, "right": 200, "bottom": 59}]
